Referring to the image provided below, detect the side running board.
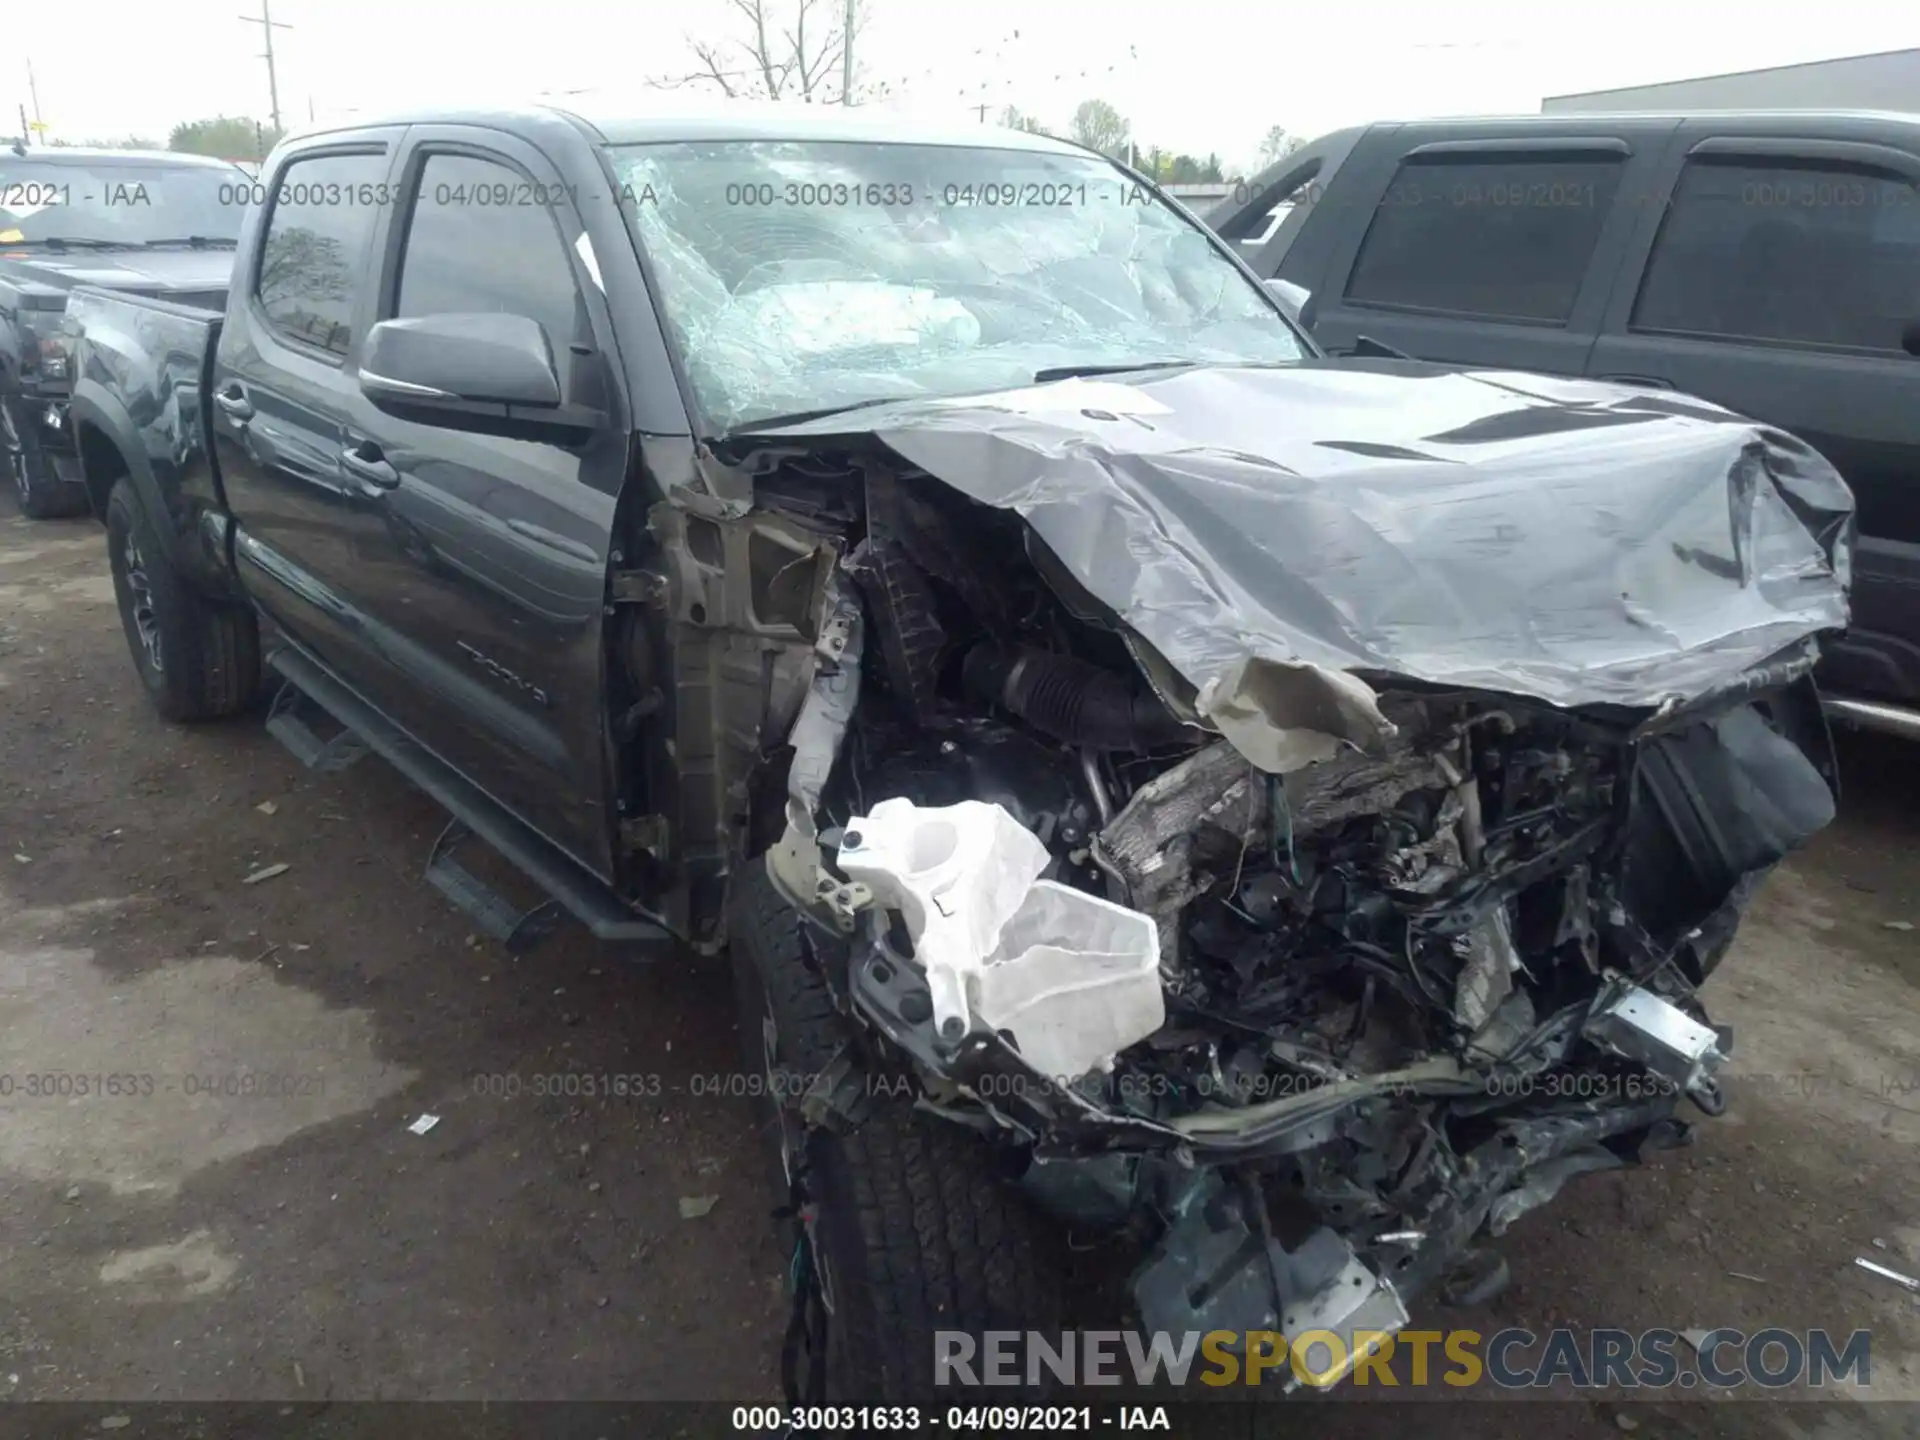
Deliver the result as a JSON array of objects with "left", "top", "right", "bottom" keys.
[
  {"left": 426, "top": 819, "right": 561, "bottom": 955},
  {"left": 263, "top": 645, "right": 674, "bottom": 953},
  {"left": 266, "top": 681, "right": 370, "bottom": 772}
]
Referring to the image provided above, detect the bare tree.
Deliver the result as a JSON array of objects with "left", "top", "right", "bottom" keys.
[
  {"left": 1069, "top": 99, "right": 1129, "bottom": 159},
  {"left": 656, "top": 0, "right": 879, "bottom": 104},
  {"left": 1257, "top": 125, "right": 1307, "bottom": 169},
  {"left": 999, "top": 106, "right": 1048, "bottom": 135}
]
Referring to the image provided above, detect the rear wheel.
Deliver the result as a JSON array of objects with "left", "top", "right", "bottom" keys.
[
  {"left": 728, "top": 862, "right": 1064, "bottom": 1402},
  {"left": 105, "top": 479, "right": 262, "bottom": 721}
]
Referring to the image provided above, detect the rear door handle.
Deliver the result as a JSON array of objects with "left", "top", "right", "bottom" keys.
[
  {"left": 339, "top": 440, "right": 399, "bottom": 491},
  {"left": 1596, "top": 373, "right": 1673, "bottom": 389},
  {"left": 214, "top": 384, "right": 254, "bottom": 420}
]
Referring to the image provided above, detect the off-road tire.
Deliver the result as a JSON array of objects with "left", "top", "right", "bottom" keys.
[
  {"left": 105, "top": 479, "right": 261, "bottom": 722},
  {"left": 4, "top": 395, "right": 87, "bottom": 519},
  {"left": 728, "top": 862, "right": 1065, "bottom": 1402}
]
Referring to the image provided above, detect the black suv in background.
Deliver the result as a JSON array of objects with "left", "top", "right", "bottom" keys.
[
  {"left": 1210, "top": 111, "right": 1920, "bottom": 740},
  {"left": 2, "top": 146, "right": 244, "bottom": 517}
]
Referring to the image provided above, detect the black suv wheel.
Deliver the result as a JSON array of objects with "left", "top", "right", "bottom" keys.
[{"left": 105, "top": 479, "right": 262, "bottom": 721}]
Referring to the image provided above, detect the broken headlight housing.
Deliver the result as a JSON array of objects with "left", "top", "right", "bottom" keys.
[{"left": 18, "top": 300, "right": 74, "bottom": 388}]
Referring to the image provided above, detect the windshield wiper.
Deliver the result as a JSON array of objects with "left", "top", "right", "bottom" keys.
[
  {"left": 724, "top": 360, "right": 1300, "bottom": 438},
  {"left": 142, "top": 236, "right": 238, "bottom": 249},
  {"left": 1031, "top": 359, "right": 1201, "bottom": 383},
  {"left": 0, "top": 237, "right": 134, "bottom": 251},
  {"left": 725, "top": 396, "right": 910, "bottom": 436}
]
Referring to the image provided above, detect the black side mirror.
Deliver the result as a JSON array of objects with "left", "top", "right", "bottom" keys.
[
  {"left": 360, "top": 312, "right": 598, "bottom": 440},
  {"left": 1902, "top": 318, "right": 1920, "bottom": 358}
]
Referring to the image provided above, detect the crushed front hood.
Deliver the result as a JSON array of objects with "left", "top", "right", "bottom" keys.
[{"left": 762, "top": 360, "right": 1854, "bottom": 759}]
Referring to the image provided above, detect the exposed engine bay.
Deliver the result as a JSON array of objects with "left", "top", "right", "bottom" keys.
[{"left": 639, "top": 363, "right": 1852, "bottom": 1382}]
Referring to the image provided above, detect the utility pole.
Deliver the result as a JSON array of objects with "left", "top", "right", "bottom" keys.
[
  {"left": 239, "top": 0, "right": 292, "bottom": 134},
  {"left": 18, "top": 104, "right": 29, "bottom": 149},
  {"left": 26, "top": 58, "right": 43, "bottom": 126},
  {"left": 841, "top": 0, "right": 855, "bottom": 104},
  {"left": 974, "top": 103, "right": 989, "bottom": 123}
]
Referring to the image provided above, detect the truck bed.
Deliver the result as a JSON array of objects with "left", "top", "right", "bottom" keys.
[
  {"left": 65, "top": 285, "right": 231, "bottom": 594},
  {"left": 67, "top": 282, "right": 224, "bottom": 365}
]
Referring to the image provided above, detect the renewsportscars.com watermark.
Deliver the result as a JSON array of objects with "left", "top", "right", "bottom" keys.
[{"left": 935, "top": 1327, "right": 1873, "bottom": 1391}]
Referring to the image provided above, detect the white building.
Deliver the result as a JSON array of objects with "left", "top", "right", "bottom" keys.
[{"left": 1543, "top": 48, "right": 1920, "bottom": 112}]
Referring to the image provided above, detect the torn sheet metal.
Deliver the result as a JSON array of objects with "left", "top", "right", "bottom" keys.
[
  {"left": 1454, "top": 904, "right": 1520, "bottom": 1033},
  {"left": 1487, "top": 1150, "right": 1624, "bottom": 1236},
  {"left": 765, "top": 572, "right": 864, "bottom": 914},
  {"left": 759, "top": 361, "right": 1853, "bottom": 750},
  {"left": 1132, "top": 1174, "right": 1407, "bottom": 1387}
]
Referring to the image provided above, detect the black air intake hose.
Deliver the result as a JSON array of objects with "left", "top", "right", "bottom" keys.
[{"left": 961, "top": 644, "right": 1191, "bottom": 751}]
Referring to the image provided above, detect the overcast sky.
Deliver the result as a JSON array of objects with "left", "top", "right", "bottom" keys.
[{"left": 8, "top": 0, "right": 1919, "bottom": 173}]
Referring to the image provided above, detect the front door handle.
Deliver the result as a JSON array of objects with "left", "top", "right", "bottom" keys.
[
  {"left": 339, "top": 441, "right": 399, "bottom": 491},
  {"left": 1596, "top": 373, "right": 1673, "bottom": 390},
  {"left": 213, "top": 384, "right": 254, "bottom": 420}
]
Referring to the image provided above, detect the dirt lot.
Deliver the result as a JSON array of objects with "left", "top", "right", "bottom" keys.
[{"left": 3, "top": 494, "right": 1919, "bottom": 1437}]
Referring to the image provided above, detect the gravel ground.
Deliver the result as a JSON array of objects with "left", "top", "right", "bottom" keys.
[{"left": 2, "top": 495, "right": 1918, "bottom": 1438}]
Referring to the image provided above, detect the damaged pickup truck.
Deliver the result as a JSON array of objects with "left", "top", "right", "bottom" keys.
[{"left": 63, "top": 103, "right": 1853, "bottom": 1401}]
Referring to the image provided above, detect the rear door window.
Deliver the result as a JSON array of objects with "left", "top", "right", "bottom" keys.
[
  {"left": 255, "top": 151, "right": 388, "bottom": 358},
  {"left": 1343, "top": 154, "right": 1625, "bottom": 323},
  {"left": 1632, "top": 157, "right": 1920, "bottom": 352}
]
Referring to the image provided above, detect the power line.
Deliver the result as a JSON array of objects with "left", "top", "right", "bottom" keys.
[
  {"left": 899, "top": 37, "right": 1143, "bottom": 114},
  {"left": 238, "top": 0, "right": 293, "bottom": 133}
]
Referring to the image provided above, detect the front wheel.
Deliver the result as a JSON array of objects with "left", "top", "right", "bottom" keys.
[
  {"left": 105, "top": 479, "right": 262, "bottom": 721},
  {"left": 728, "top": 862, "right": 1065, "bottom": 1402}
]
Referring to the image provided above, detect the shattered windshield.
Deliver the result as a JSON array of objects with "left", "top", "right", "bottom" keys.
[
  {"left": 0, "top": 159, "right": 246, "bottom": 247},
  {"left": 607, "top": 139, "right": 1305, "bottom": 431}
]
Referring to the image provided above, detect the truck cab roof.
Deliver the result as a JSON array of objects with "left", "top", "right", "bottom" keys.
[
  {"left": 1385, "top": 107, "right": 1920, "bottom": 127},
  {"left": 1220, "top": 108, "right": 1920, "bottom": 223},
  {"left": 5, "top": 146, "right": 244, "bottom": 168},
  {"left": 282, "top": 99, "right": 1091, "bottom": 157},
  {"left": 1265, "top": 109, "right": 1920, "bottom": 140}
]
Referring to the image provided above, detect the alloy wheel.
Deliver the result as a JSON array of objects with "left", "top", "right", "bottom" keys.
[{"left": 122, "top": 536, "right": 164, "bottom": 673}]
